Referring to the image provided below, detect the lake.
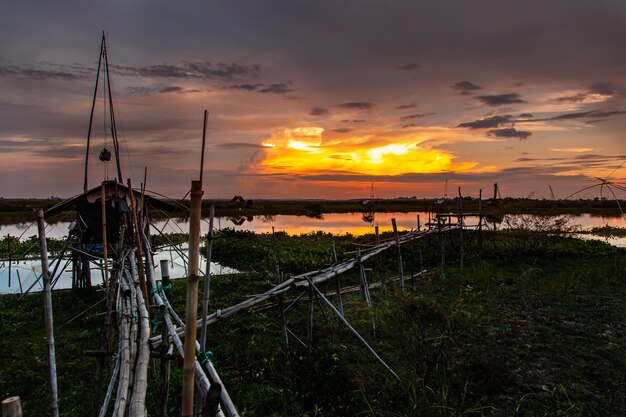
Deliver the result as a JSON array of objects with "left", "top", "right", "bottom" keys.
[{"left": 1, "top": 211, "right": 624, "bottom": 294}]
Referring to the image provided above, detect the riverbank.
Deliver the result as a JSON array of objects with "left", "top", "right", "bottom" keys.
[
  {"left": 1, "top": 197, "right": 624, "bottom": 224},
  {"left": 1, "top": 229, "right": 625, "bottom": 415}
]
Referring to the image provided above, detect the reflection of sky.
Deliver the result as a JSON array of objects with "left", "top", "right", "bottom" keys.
[{"left": 2, "top": 212, "right": 623, "bottom": 240}]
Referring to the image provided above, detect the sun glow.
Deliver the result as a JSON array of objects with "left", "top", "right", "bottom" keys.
[{"left": 257, "top": 127, "right": 478, "bottom": 176}]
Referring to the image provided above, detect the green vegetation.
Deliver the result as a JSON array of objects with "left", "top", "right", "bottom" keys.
[{"left": 1, "top": 229, "right": 625, "bottom": 416}]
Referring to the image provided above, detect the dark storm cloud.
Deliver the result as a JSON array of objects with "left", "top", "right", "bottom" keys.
[
  {"left": 395, "top": 63, "right": 419, "bottom": 71},
  {"left": 230, "top": 83, "right": 264, "bottom": 91},
  {"left": 476, "top": 93, "right": 526, "bottom": 106},
  {"left": 396, "top": 101, "right": 417, "bottom": 109},
  {"left": 112, "top": 61, "right": 260, "bottom": 80},
  {"left": 310, "top": 107, "right": 329, "bottom": 116},
  {"left": 258, "top": 82, "right": 293, "bottom": 94},
  {"left": 451, "top": 81, "right": 482, "bottom": 94},
  {"left": 336, "top": 102, "right": 375, "bottom": 110},
  {"left": 457, "top": 115, "right": 512, "bottom": 129},
  {"left": 488, "top": 128, "right": 532, "bottom": 140},
  {"left": 333, "top": 128, "right": 353, "bottom": 133}
]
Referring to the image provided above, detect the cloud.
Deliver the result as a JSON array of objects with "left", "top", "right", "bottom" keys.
[
  {"left": 554, "top": 82, "right": 620, "bottom": 103},
  {"left": 258, "top": 82, "right": 293, "bottom": 94},
  {"left": 333, "top": 128, "right": 353, "bottom": 133},
  {"left": 476, "top": 93, "right": 526, "bottom": 106},
  {"left": 396, "top": 101, "right": 417, "bottom": 109},
  {"left": 0, "top": 63, "right": 89, "bottom": 80},
  {"left": 112, "top": 61, "right": 260, "bottom": 80},
  {"left": 488, "top": 128, "right": 532, "bottom": 140},
  {"left": 395, "top": 62, "right": 419, "bottom": 71},
  {"left": 127, "top": 85, "right": 200, "bottom": 94},
  {"left": 336, "top": 102, "right": 375, "bottom": 110},
  {"left": 518, "top": 113, "right": 534, "bottom": 118},
  {"left": 400, "top": 113, "right": 434, "bottom": 121},
  {"left": 457, "top": 115, "right": 512, "bottom": 129},
  {"left": 533, "top": 110, "right": 626, "bottom": 122},
  {"left": 589, "top": 82, "right": 620, "bottom": 96},
  {"left": 451, "top": 80, "right": 482, "bottom": 94},
  {"left": 230, "top": 83, "right": 264, "bottom": 91},
  {"left": 341, "top": 119, "right": 367, "bottom": 123},
  {"left": 310, "top": 107, "right": 329, "bottom": 116},
  {"left": 215, "top": 142, "right": 265, "bottom": 150}
]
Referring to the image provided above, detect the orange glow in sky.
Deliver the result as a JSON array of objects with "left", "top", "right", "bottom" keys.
[{"left": 259, "top": 127, "right": 479, "bottom": 176}]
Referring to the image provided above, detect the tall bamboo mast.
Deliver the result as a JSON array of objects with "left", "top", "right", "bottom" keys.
[
  {"left": 35, "top": 208, "right": 60, "bottom": 417},
  {"left": 83, "top": 34, "right": 105, "bottom": 193},
  {"left": 102, "top": 35, "right": 123, "bottom": 183}
]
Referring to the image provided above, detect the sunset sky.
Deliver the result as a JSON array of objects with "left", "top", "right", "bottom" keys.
[{"left": 1, "top": 0, "right": 625, "bottom": 200}]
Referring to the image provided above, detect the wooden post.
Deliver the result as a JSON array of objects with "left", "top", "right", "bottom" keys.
[
  {"left": 357, "top": 248, "right": 375, "bottom": 333},
  {"left": 101, "top": 183, "right": 109, "bottom": 294},
  {"left": 182, "top": 180, "right": 203, "bottom": 417},
  {"left": 2, "top": 397, "right": 22, "bottom": 417},
  {"left": 478, "top": 189, "right": 483, "bottom": 250},
  {"left": 7, "top": 235, "right": 11, "bottom": 288},
  {"left": 127, "top": 179, "right": 148, "bottom": 304},
  {"left": 307, "top": 286, "right": 314, "bottom": 352},
  {"left": 159, "top": 260, "right": 171, "bottom": 417},
  {"left": 276, "top": 266, "right": 289, "bottom": 350},
  {"left": 391, "top": 218, "right": 404, "bottom": 293},
  {"left": 458, "top": 187, "right": 464, "bottom": 270},
  {"left": 35, "top": 208, "right": 60, "bottom": 417},
  {"left": 200, "top": 204, "right": 215, "bottom": 354},
  {"left": 437, "top": 216, "right": 445, "bottom": 280},
  {"left": 375, "top": 225, "right": 379, "bottom": 245},
  {"left": 332, "top": 242, "right": 343, "bottom": 316},
  {"left": 417, "top": 215, "right": 421, "bottom": 231}
]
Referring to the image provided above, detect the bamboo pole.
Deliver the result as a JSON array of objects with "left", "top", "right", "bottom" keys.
[
  {"left": 200, "top": 204, "right": 215, "bottom": 353},
  {"left": 2, "top": 397, "right": 22, "bottom": 417},
  {"left": 128, "top": 283, "right": 150, "bottom": 417},
  {"left": 306, "top": 278, "right": 401, "bottom": 381},
  {"left": 101, "top": 183, "right": 110, "bottom": 296},
  {"left": 307, "top": 286, "right": 314, "bottom": 352},
  {"left": 7, "top": 235, "right": 11, "bottom": 288},
  {"left": 35, "top": 208, "right": 59, "bottom": 417},
  {"left": 438, "top": 216, "right": 445, "bottom": 280},
  {"left": 391, "top": 218, "right": 404, "bottom": 293},
  {"left": 478, "top": 189, "right": 483, "bottom": 250},
  {"left": 332, "top": 242, "right": 343, "bottom": 316},
  {"left": 112, "top": 272, "right": 132, "bottom": 417},
  {"left": 127, "top": 179, "right": 148, "bottom": 304},
  {"left": 276, "top": 266, "right": 289, "bottom": 350},
  {"left": 182, "top": 180, "right": 203, "bottom": 417},
  {"left": 149, "top": 228, "right": 454, "bottom": 348},
  {"left": 458, "top": 187, "right": 464, "bottom": 270}
]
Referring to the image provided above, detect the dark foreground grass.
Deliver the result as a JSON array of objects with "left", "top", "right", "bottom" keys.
[{"left": 1, "top": 230, "right": 625, "bottom": 416}]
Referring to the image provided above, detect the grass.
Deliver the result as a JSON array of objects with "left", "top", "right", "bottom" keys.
[{"left": 1, "top": 229, "right": 625, "bottom": 416}]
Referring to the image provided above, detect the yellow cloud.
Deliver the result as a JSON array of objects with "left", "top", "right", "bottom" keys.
[
  {"left": 258, "top": 127, "right": 479, "bottom": 176},
  {"left": 550, "top": 147, "right": 594, "bottom": 153}
]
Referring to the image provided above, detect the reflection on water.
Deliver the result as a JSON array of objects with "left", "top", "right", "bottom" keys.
[
  {"left": 1, "top": 211, "right": 624, "bottom": 239},
  {"left": 0, "top": 249, "right": 238, "bottom": 295}
]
